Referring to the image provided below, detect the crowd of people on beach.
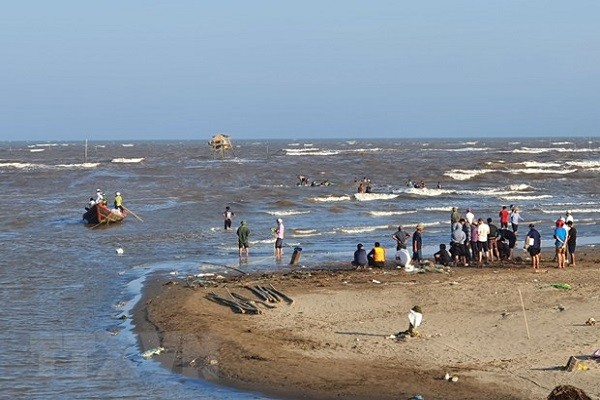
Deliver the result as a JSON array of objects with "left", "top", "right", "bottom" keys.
[{"left": 353, "top": 204, "right": 578, "bottom": 272}]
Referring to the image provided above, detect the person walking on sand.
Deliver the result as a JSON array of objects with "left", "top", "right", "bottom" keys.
[
  {"left": 566, "top": 220, "right": 577, "bottom": 266},
  {"left": 412, "top": 223, "right": 424, "bottom": 264},
  {"left": 392, "top": 225, "right": 410, "bottom": 251},
  {"left": 223, "top": 206, "right": 235, "bottom": 230},
  {"left": 274, "top": 218, "right": 285, "bottom": 260},
  {"left": 524, "top": 224, "right": 541, "bottom": 271},
  {"left": 236, "top": 220, "right": 250, "bottom": 257},
  {"left": 553, "top": 219, "right": 567, "bottom": 269}
]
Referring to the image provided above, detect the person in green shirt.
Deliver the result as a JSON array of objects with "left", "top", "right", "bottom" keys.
[{"left": 236, "top": 220, "right": 250, "bottom": 257}]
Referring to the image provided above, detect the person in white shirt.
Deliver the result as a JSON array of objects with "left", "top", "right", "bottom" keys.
[
  {"left": 274, "top": 218, "right": 285, "bottom": 259},
  {"left": 465, "top": 208, "right": 475, "bottom": 225},
  {"left": 477, "top": 218, "right": 490, "bottom": 265}
]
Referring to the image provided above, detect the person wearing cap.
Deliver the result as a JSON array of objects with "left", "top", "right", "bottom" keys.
[
  {"left": 352, "top": 243, "right": 368, "bottom": 269},
  {"left": 553, "top": 219, "right": 567, "bottom": 269},
  {"left": 114, "top": 191, "right": 124, "bottom": 213},
  {"left": 274, "top": 218, "right": 285, "bottom": 260},
  {"left": 524, "top": 224, "right": 541, "bottom": 270},
  {"left": 95, "top": 188, "right": 104, "bottom": 204},
  {"left": 412, "top": 223, "right": 424, "bottom": 264},
  {"left": 236, "top": 220, "right": 251, "bottom": 257},
  {"left": 223, "top": 206, "right": 235, "bottom": 230}
]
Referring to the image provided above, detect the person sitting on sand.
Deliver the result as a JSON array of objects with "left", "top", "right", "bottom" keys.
[
  {"left": 395, "top": 305, "right": 423, "bottom": 338},
  {"left": 434, "top": 244, "right": 451, "bottom": 266},
  {"left": 352, "top": 243, "right": 368, "bottom": 269},
  {"left": 367, "top": 242, "right": 386, "bottom": 268}
]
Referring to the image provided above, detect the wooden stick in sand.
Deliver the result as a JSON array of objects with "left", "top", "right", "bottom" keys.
[{"left": 518, "top": 289, "right": 531, "bottom": 340}]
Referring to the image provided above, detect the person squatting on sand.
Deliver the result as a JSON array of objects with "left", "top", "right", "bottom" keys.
[
  {"left": 395, "top": 305, "right": 423, "bottom": 338},
  {"left": 367, "top": 242, "right": 386, "bottom": 267},
  {"left": 352, "top": 243, "right": 368, "bottom": 269},
  {"left": 433, "top": 244, "right": 451, "bottom": 266}
]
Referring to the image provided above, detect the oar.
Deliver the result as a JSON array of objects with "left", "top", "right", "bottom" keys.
[{"left": 123, "top": 206, "right": 144, "bottom": 222}]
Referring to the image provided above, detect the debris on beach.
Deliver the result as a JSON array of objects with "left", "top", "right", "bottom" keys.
[
  {"left": 585, "top": 317, "right": 596, "bottom": 326},
  {"left": 372, "top": 279, "right": 381, "bottom": 284},
  {"left": 565, "top": 356, "right": 589, "bottom": 372},
  {"left": 205, "top": 284, "right": 294, "bottom": 314},
  {"left": 547, "top": 385, "right": 592, "bottom": 400},
  {"left": 141, "top": 347, "right": 165, "bottom": 359},
  {"left": 115, "top": 247, "right": 124, "bottom": 255},
  {"left": 550, "top": 283, "right": 572, "bottom": 290}
]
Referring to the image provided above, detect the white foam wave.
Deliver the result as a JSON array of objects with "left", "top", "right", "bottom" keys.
[
  {"left": 0, "top": 162, "right": 34, "bottom": 169},
  {"left": 56, "top": 163, "right": 100, "bottom": 169},
  {"left": 266, "top": 210, "right": 311, "bottom": 216},
  {"left": 423, "top": 207, "right": 454, "bottom": 212},
  {"left": 121, "top": 144, "right": 134, "bottom": 147},
  {"left": 500, "top": 194, "right": 553, "bottom": 201},
  {"left": 446, "top": 147, "right": 492, "bottom": 152},
  {"left": 521, "top": 161, "right": 561, "bottom": 168},
  {"left": 566, "top": 160, "right": 600, "bottom": 168},
  {"left": 513, "top": 147, "right": 600, "bottom": 153},
  {"left": 112, "top": 158, "right": 144, "bottom": 163},
  {"left": 337, "top": 225, "right": 389, "bottom": 234},
  {"left": 551, "top": 142, "right": 572, "bottom": 145},
  {"left": 507, "top": 184, "right": 533, "bottom": 191},
  {"left": 284, "top": 148, "right": 340, "bottom": 156},
  {"left": 444, "top": 169, "right": 494, "bottom": 180},
  {"left": 540, "top": 208, "right": 600, "bottom": 214},
  {"left": 392, "top": 187, "right": 456, "bottom": 196},
  {"left": 367, "top": 210, "right": 417, "bottom": 217},
  {"left": 508, "top": 168, "right": 577, "bottom": 175},
  {"left": 354, "top": 193, "right": 399, "bottom": 201},
  {"left": 29, "top": 148, "right": 45, "bottom": 152},
  {"left": 310, "top": 195, "right": 351, "bottom": 202},
  {"left": 291, "top": 229, "right": 322, "bottom": 237}
]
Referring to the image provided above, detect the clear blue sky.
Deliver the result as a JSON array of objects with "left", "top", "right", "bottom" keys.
[{"left": 1, "top": 1, "right": 599, "bottom": 141}]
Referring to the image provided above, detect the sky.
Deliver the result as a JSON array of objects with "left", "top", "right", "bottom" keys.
[{"left": 1, "top": 1, "right": 599, "bottom": 141}]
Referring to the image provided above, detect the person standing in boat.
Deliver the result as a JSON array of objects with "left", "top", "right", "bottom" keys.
[
  {"left": 95, "top": 189, "right": 104, "bottom": 204},
  {"left": 223, "top": 206, "right": 235, "bottom": 230},
  {"left": 114, "top": 192, "right": 124, "bottom": 213}
]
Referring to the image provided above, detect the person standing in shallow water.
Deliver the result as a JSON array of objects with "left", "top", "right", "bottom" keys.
[
  {"left": 223, "top": 206, "right": 234, "bottom": 230},
  {"left": 274, "top": 218, "right": 284, "bottom": 260},
  {"left": 236, "top": 220, "right": 250, "bottom": 257}
]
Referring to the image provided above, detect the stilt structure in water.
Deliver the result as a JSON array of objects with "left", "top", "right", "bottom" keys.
[{"left": 208, "top": 133, "right": 233, "bottom": 159}]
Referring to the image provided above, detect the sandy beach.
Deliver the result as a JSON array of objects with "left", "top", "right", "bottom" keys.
[{"left": 135, "top": 249, "right": 600, "bottom": 400}]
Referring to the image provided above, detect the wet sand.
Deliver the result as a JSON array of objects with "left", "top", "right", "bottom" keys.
[{"left": 134, "top": 249, "right": 600, "bottom": 400}]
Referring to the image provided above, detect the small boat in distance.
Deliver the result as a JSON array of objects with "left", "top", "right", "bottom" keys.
[{"left": 83, "top": 203, "right": 127, "bottom": 226}]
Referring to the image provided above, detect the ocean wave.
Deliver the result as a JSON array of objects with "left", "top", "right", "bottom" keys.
[
  {"left": 551, "top": 141, "right": 572, "bottom": 145},
  {"left": 265, "top": 210, "right": 311, "bottom": 216},
  {"left": 291, "top": 229, "right": 322, "bottom": 237},
  {"left": 55, "top": 163, "right": 100, "bottom": 169},
  {"left": 354, "top": 193, "right": 399, "bottom": 201},
  {"left": 0, "top": 162, "right": 34, "bottom": 169},
  {"left": 284, "top": 148, "right": 340, "bottom": 156},
  {"left": 392, "top": 187, "right": 457, "bottom": 196},
  {"left": 508, "top": 168, "right": 577, "bottom": 175},
  {"left": 367, "top": 210, "right": 417, "bottom": 217},
  {"left": 444, "top": 169, "right": 494, "bottom": 180},
  {"left": 521, "top": 161, "right": 561, "bottom": 168},
  {"left": 112, "top": 158, "right": 145, "bottom": 163},
  {"left": 422, "top": 206, "right": 454, "bottom": 212},
  {"left": 566, "top": 160, "right": 600, "bottom": 168},
  {"left": 337, "top": 225, "right": 389, "bottom": 234},
  {"left": 445, "top": 147, "right": 492, "bottom": 152},
  {"left": 500, "top": 194, "right": 553, "bottom": 201},
  {"left": 29, "top": 148, "right": 45, "bottom": 152},
  {"left": 507, "top": 184, "right": 534, "bottom": 191},
  {"left": 540, "top": 208, "right": 600, "bottom": 214},
  {"left": 513, "top": 147, "right": 600, "bottom": 153},
  {"left": 310, "top": 195, "right": 352, "bottom": 202}
]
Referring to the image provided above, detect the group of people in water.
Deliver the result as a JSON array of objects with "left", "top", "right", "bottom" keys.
[
  {"left": 223, "top": 206, "right": 285, "bottom": 260},
  {"left": 297, "top": 175, "right": 332, "bottom": 187},
  {"left": 352, "top": 204, "right": 578, "bottom": 272}
]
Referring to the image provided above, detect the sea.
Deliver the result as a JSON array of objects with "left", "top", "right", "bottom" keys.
[{"left": 1, "top": 137, "right": 599, "bottom": 399}]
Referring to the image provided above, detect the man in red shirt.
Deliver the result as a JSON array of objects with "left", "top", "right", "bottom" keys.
[{"left": 499, "top": 206, "right": 509, "bottom": 229}]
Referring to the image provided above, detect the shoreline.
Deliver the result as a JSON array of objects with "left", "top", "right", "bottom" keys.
[{"left": 133, "top": 248, "right": 600, "bottom": 400}]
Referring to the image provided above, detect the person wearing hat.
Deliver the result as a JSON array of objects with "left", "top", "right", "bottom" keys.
[
  {"left": 274, "top": 218, "right": 285, "bottom": 260},
  {"left": 553, "top": 219, "right": 567, "bottom": 269},
  {"left": 524, "top": 224, "right": 541, "bottom": 270},
  {"left": 565, "top": 210, "right": 574, "bottom": 224},
  {"left": 412, "top": 223, "right": 424, "bottom": 264},
  {"left": 95, "top": 188, "right": 104, "bottom": 204},
  {"left": 236, "top": 220, "right": 251, "bottom": 257},
  {"left": 352, "top": 243, "right": 368, "bottom": 269},
  {"left": 113, "top": 191, "right": 124, "bottom": 213}
]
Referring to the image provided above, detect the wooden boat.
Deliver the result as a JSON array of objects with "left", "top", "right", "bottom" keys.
[{"left": 83, "top": 203, "right": 127, "bottom": 225}]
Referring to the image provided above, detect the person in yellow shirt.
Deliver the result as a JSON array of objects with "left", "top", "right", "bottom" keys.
[
  {"left": 114, "top": 192, "right": 124, "bottom": 213},
  {"left": 367, "top": 242, "right": 386, "bottom": 268}
]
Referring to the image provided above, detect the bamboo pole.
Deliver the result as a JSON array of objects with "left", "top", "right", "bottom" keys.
[
  {"left": 518, "top": 289, "right": 531, "bottom": 340},
  {"left": 123, "top": 206, "right": 143, "bottom": 222}
]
